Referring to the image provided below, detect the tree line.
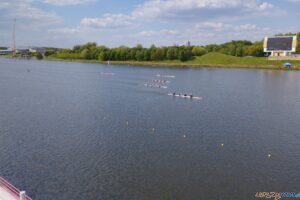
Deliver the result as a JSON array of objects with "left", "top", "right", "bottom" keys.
[
  {"left": 276, "top": 32, "right": 300, "bottom": 54},
  {"left": 49, "top": 32, "right": 300, "bottom": 62}
]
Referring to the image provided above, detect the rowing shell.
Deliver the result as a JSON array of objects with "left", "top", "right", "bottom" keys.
[
  {"left": 145, "top": 84, "right": 168, "bottom": 89},
  {"left": 100, "top": 72, "right": 115, "bottom": 75},
  {"left": 152, "top": 79, "right": 171, "bottom": 83},
  {"left": 167, "top": 93, "right": 202, "bottom": 100},
  {"left": 156, "top": 74, "right": 175, "bottom": 78}
]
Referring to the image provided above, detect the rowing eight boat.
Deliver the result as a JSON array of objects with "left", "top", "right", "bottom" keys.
[{"left": 167, "top": 93, "right": 202, "bottom": 100}]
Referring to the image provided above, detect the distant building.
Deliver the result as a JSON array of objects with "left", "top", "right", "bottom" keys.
[
  {"left": 263, "top": 36, "right": 297, "bottom": 57},
  {"left": 29, "top": 47, "right": 47, "bottom": 54},
  {"left": 0, "top": 47, "right": 12, "bottom": 55},
  {"left": 186, "top": 41, "right": 191, "bottom": 47},
  {"left": 16, "top": 49, "right": 30, "bottom": 54}
]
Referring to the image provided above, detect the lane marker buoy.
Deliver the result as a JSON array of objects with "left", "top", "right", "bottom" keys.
[{"left": 268, "top": 153, "right": 272, "bottom": 158}]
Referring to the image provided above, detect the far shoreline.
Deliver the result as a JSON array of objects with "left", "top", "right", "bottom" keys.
[
  {"left": 44, "top": 57, "right": 299, "bottom": 71},
  {"left": 1, "top": 55, "right": 300, "bottom": 71}
]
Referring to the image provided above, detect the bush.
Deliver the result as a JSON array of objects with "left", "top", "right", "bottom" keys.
[
  {"left": 36, "top": 52, "right": 43, "bottom": 60},
  {"left": 44, "top": 51, "right": 55, "bottom": 57}
]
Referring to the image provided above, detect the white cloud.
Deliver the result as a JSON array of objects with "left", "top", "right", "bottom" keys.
[
  {"left": 258, "top": 2, "right": 273, "bottom": 10},
  {"left": 78, "top": 0, "right": 278, "bottom": 31},
  {"left": 285, "top": 0, "right": 300, "bottom": 2},
  {"left": 0, "top": 0, "right": 294, "bottom": 47},
  {"left": 0, "top": 0, "right": 64, "bottom": 47},
  {"left": 136, "top": 29, "right": 179, "bottom": 37},
  {"left": 187, "top": 21, "right": 277, "bottom": 44},
  {"left": 0, "top": 0, "right": 61, "bottom": 25},
  {"left": 194, "top": 22, "right": 257, "bottom": 32},
  {"left": 236, "top": 24, "right": 257, "bottom": 31},
  {"left": 194, "top": 22, "right": 231, "bottom": 31},
  {"left": 80, "top": 14, "right": 134, "bottom": 28},
  {"left": 61, "top": 0, "right": 284, "bottom": 47},
  {"left": 42, "top": 0, "right": 96, "bottom": 6},
  {"left": 196, "top": 32, "right": 216, "bottom": 38},
  {"left": 131, "top": 0, "right": 276, "bottom": 20},
  {"left": 136, "top": 31, "right": 157, "bottom": 37},
  {"left": 48, "top": 27, "right": 83, "bottom": 34}
]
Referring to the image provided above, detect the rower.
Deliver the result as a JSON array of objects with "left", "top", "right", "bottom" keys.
[
  {"left": 184, "top": 94, "right": 187, "bottom": 97},
  {"left": 190, "top": 94, "right": 193, "bottom": 98},
  {"left": 173, "top": 92, "right": 176, "bottom": 96}
]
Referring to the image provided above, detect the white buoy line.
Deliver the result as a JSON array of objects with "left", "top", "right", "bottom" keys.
[
  {"left": 217, "top": 143, "right": 272, "bottom": 160},
  {"left": 110, "top": 119, "right": 273, "bottom": 159}
]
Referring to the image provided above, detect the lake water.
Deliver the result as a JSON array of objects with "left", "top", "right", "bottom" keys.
[{"left": 0, "top": 58, "right": 300, "bottom": 200}]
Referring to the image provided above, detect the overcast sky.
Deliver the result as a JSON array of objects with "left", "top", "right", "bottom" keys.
[{"left": 0, "top": 0, "right": 299, "bottom": 48}]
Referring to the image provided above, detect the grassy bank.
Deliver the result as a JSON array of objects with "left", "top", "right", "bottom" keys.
[
  {"left": 45, "top": 53, "right": 300, "bottom": 70},
  {"left": 187, "top": 53, "right": 300, "bottom": 69}
]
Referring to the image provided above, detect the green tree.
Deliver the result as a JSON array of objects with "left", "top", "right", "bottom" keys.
[
  {"left": 205, "top": 44, "right": 220, "bottom": 52},
  {"left": 80, "top": 49, "right": 91, "bottom": 59},
  {"left": 297, "top": 32, "right": 300, "bottom": 54},
  {"left": 244, "top": 42, "right": 264, "bottom": 57},
  {"left": 192, "top": 46, "right": 207, "bottom": 56},
  {"left": 143, "top": 49, "right": 151, "bottom": 61},
  {"left": 136, "top": 44, "right": 143, "bottom": 50},
  {"left": 135, "top": 50, "right": 144, "bottom": 61},
  {"left": 129, "top": 49, "right": 136, "bottom": 60},
  {"left": 99, "top": 51, "right": 108, "bottom": 61},
  {"left": 236, "top": 45, "right": 244, "bottom": 57},
  {"left": 179, "top": 50, "right": 187, "bottom": 61},
  {"left": 73, "top": 45, "right": 81, "bottom": 52},
  {"left": 151, "top": 48, "right": 165, "bottom": 61},
  {"left": 166, "top": 48, "right": 178, "bottom": 60}
]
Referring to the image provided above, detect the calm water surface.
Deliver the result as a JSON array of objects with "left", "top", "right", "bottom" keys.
[{"left": 0, "top": 58, "right": 300, "bottom": 200}]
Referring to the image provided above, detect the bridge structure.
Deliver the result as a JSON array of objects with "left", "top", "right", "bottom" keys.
[{"left": 0, "top": 177, "right": 32, "bottom": 200}]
